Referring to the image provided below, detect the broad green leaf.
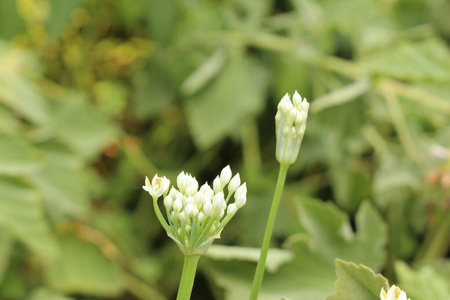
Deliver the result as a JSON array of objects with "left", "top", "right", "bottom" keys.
[
  {"left": 47, "top": 0, "right": 82, "bottom": 39},
  {"left": 0, "top": 44, "right": 50, "bottom": 125},
  {"left": 0, "top": 2, "right": 23, "bottom": 39},
  {"left": 28, "top": 161, "right": 88, "bottom": 218},
  {"left": 0, "top": 133, "right": 44, "bottom": 175},
  {"left": 296, "top": 198, "right": 387, "bottom": 271},
  {"left": 0, "top": 230, "right": 13, "bottom": 284},
  {"left": 395, "top": 261, "right": 450, "bottom": 300},
  {"left": 185, "top": 54, "right": 268, "bottom": 149},
  {"left": 46, "top": 234, "right": 122, "bottom": 296},
  {"left": 145, "top": 0, "right": 177, "bottom": 44},
  {"left": 0, "top": 177, "right": 58, "bottom": 259},
  {"left": 27, "top": 288, "right": 74, "bottom": 300},
  {"left": 359, "top": 39, "right": 450, "bottom": 82},
  {"left": 206, "top": 199, "right": 387, "bottom": 300},
  {"left": 206, "top": 245, "right": 293, "bottom": 273},
  {"left": 52, "top": 94, "right": 119, "bottom": 160},
  {"left": 326, "top": 260, "right": 389, "bottom": 300}
]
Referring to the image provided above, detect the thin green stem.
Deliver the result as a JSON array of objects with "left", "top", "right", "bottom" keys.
[
  {"left": 176, "top": 255, "right": 201, "bottom": 300},
  {"left": 249, "top": 164, "right": 289, "bottom": 300},
  {"left": 416, "top": 212, "right": 450, "bottom": 262}
]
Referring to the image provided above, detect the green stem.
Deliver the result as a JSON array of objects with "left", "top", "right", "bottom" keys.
[
  {"left": 249, "top": 164, "right": 289, "bottom": 300},
  {"left": 176, "top": 255, "right": 201, "bottom": 300},
  {"left": 417, "top": 212, "right": 450, "bottom": 262}
]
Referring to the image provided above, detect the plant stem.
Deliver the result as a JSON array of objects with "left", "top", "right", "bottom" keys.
[
  {"left": 176, "top": 255, "right": 201, "bottom": 300},
  {"left": 416, "top": 212, "right": 450, "bottom": 262},
  {"left": 249, "top": 164, "right": 289, "bottom": 300}
]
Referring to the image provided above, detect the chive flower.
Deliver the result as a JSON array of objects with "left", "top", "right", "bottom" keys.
[
  {"left": 275, "top": 91, "right": 309, "bottom": 165},
  {"left": 143, "top": 166, "right": 246, "bottom": 255},
  {"left": 380, "top": 285, "right": 410, "bottom": 300}
]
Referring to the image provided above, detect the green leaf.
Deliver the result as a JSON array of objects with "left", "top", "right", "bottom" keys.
[
  {"left": 47, "top": 0, "right": 82, "bottom": 39},
  {"left": 205, "top": 199, "right": 388, "bottom": 300},
  {"left": 395, "top": 261, "right": 450, "bottom": 300},
  {"left": 326, "top": 260, "right": 389, "bottom": 300},
  {"left": 185, "top": 54, "right": 268, "bottom": 149},
  {"left": 0, "top": 176, "right": 58, "bottom": 259},
  {"left": 0, "top": 133, "right": 44, "bottom": 175},
  {"left": 52, "top": 94, "right": 119, "bottom": 160},
  {"left": 206, "top": 245, "right": 294, "bottom": 273},
  {"left": 28, "top": 288, "right": 74, "bottom": 300},
  {"left": 0, "top": 230, "right": 13, "bottom": 284},
  {"left": 359, "top": 39, "right": 450, "bottom": 82},
  {"left": 0, "top": 44, "right": 50, "bottom": 125},
  {"left": 28, "top": 161, "right": 88, "bottom": 218},
  {"left": 0, "top": 2, "right": 24, "bottom": 39},
  {"left": 296, "top": 198, "right": 387, "bottom": 272},
  {"left": 46, "top": 234, "right": 122, "bottom": 296}
]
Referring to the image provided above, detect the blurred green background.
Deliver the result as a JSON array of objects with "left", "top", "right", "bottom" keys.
[{"left": 0, "top": 0, "right": 449, "bottom": 299}]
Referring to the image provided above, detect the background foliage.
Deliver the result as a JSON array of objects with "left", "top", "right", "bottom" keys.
[{"left": 0, "top": 0, "right": 449, "bottom": 299}]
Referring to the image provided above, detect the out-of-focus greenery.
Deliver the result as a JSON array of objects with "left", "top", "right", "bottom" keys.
[{"left": 0, "top": 0, "right": 449, "bottom": 299}]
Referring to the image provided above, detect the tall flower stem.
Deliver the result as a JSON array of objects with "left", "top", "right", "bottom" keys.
[
  {"left": 249, "top": 164, "right": 289, "bottom": 300},
  {"left": 176, "top": 255, "right": 201, "bottom": 300}
]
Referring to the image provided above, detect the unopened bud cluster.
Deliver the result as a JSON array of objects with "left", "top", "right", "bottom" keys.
[
  {"left": 275, "top": 91, "right": 309, "bottom": 165},
  {"left": 143, "top": 166, "right": 247, "bottom": 255},
  {"left": 380, "top": 285, "right": 410, "bottom": 300}
]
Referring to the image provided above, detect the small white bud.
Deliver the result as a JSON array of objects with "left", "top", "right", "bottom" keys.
[
  {"left": 235, "top": 183, "right": 247, "bottom": 199},
  {"left": 193, "top": 207, "right": 199, "bottom": 217},
  {"left": 178, "top": 212, "right": 186, "bottom": 223},
  {"left": 228, "top": 173, "right": 241, "bottom": 193},
  {"left": 227, "top": 203, "right": 237, "bottom": 216},
  {"left": 203, "top": 202, "right": 213, "bottom": 216},
  {"left": 173, "top": 199, "right": 183, "bottom": 212},
  {"left": 185, "top": 224, "right": 191, "bottom": 232},
  {"left": 235, "top": 195, "right": 246, "bottom": 208},
  {"left": 177, "top": 172, "right": 187, "bottom": 193},
  {"left": 213, "top": 176, "right": 221, "bottom": 193},
  {"left": 184, "top": 203, "right": 194, "bottom": 217},
  {"left": 164, "top": 195, "right": 173, "bottom": 210},
  {"left": 212, "top": 192, "right": 225, "bottom": 211},
  {"left": 220, "top": 165, "right": 232, "bottom": 185},
  {"left": 198, "top": 211, "right": 205, "bottom": 223}
]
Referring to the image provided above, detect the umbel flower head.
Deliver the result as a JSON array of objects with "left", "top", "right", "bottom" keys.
[
  {"left": 143, "top": 166, "right": 247, "bottom": 255},
  {"left": 380, "top": 285, "right": 410, "bottom": 300},
  {"left": 275, "top": 91, "right": 309, "bottom": 165}
]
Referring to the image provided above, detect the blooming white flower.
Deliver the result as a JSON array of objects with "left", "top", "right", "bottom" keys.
[
  {"left": 142, "top": 175, "right": 170, "bottom": 198},
  {"left": 380, "top": 285, "right": 410, "bottom": 300},
  {"left": 143, "top": 165, "right": 247, "bottom": 255},
  {"left": 275, "top": 91, "right": 309, "bottom": 165}
]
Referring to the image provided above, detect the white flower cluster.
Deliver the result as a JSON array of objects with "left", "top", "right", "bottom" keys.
[
  {"left": 143, "top": 166, "right": 246, "bottom": 255},
  {"left": 275, "top": 91, "right": 309, "bottom": 165},
  {"left": 380, "top": 285, "right": 410, "bottom": 300}
]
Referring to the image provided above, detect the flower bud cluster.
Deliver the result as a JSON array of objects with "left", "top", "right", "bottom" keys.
[
  {"left": 143, "top": 166, "right": 247, "bottom": 255},
  {"left": 380, "top": 285, "right": 410, "bottom": 300},
  {"left": 275, "top": 91, "right": 309, "bottom": 165}
]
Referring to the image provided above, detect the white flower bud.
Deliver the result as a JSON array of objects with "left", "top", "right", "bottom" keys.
[
  {"left": 227, "top": 203, "right": 237, "bottom": 216},
  {"left": 185, "top": 224, "right": 191, "bottom": 232},
  {"left": 235, "top": 195, "right": 246, "bottom": 208},
  {"left": 198, "top": 211, "right": 205, "bottom": 223},
  {"left": 275, "top": 91, "right": 309, "bottom": 165},
  {"left": 164, "top": 195, "right": 173, "bottom": 210},
  {"left": 173, "top": 199, "right": 183, "bottom": 212},
  {"left": 178, "top": 212, "right": 186, "bottom": 223},
  {"left": 177, "top": 172, "right": 187, "bottom": 193},
  {"left": 169, "top": 187, "right": 177, "bottom": 198},
  {"left": 235, "top": 183, "right": 247, "bottom": 199},
  {"left": 228, "top": 173, "right": 241, "bottom": 193},
  {"left": 184, "top": 203, "right": 194, "bottom": 217},
  {"left": 212, "top": 192, "right": 225, "bottom": 211},
  {"left": 213, "top": 176, "right": 221, "bottom": 193},
  {"left": 203, "top": 202, "right": 213, "bottom": 216},
  {"left": 193, "top": 207, "right": 199, "bottom": 217},
  {"left": 217, "top": 209, "right": 225, "bottom": 219},
  {"left": 220, "top": 165, "right": 232, "bottom": 185}
]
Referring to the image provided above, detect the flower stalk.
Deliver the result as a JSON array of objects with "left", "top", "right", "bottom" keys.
[
  {"left": 249, "top": 91, "right": 309, "bottom": 300},
  {"left": 143, "top": 166, "right": 247, "bottom": 299}
]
